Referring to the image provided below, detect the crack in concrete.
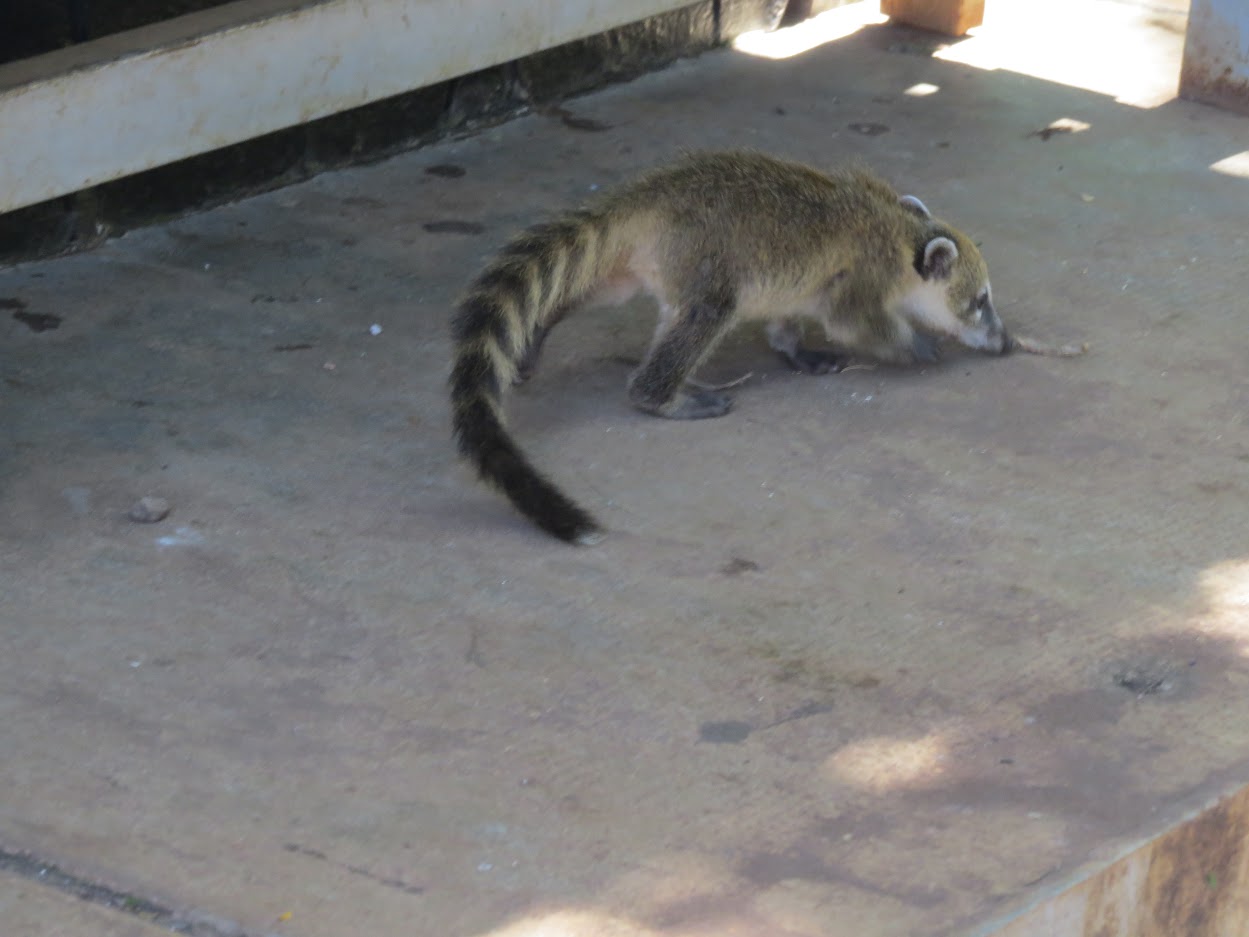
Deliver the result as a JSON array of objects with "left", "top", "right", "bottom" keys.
[
  {"left": 0, "top": 846, "right": 257, "bottom": 937},
  {"left": 283, "top": 842, "right": 425, "bottom": 896}
]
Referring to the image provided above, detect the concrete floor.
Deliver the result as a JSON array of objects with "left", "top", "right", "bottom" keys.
[{"left": 3, "top": 1, "right": 1249, "bottom": 935}]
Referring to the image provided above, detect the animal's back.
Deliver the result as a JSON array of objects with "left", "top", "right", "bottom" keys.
[{"left": 604, "top": 152, "right": 906, "bottom": 292}]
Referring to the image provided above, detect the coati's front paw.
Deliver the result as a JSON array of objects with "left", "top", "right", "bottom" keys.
[
  {"left": 784, "top": 347, "right": 849, "bottom": 375},
  {"left": 668, "top": 389, "right": 733, "bottom": 419},
  {"left": 631, "top": 387, "right": 733, "bottom": 420}
]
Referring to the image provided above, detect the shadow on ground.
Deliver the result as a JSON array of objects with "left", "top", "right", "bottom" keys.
[{"left": 2, "top": 2, "right": 1248, "bottom": 935}]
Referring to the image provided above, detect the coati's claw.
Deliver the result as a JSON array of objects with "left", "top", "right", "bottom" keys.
[
  {"left": 574, "top": 527, "right": 607, "bottom": 546},
  {"left": 672, "top": 389, "right": 733, "bottom": 420},
  {"left": 787, "top": 348, "right": 848, "bottom": 375},
  {"left": 630, "top": 387, "right": 733, "bottom": 420}
]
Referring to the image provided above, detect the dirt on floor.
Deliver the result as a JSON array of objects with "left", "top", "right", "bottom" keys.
[{"left": 3, "top": 2, "right": 1249, "bottom": 936}]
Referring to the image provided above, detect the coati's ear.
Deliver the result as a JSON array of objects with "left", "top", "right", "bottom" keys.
[
  {"left": 920, "top": 236, "right": 958, "bottom": 280},
  {"left": 899, "top": 195, "right": 931, "bottom": 218}
]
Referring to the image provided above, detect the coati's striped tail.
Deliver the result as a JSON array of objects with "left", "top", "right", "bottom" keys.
[{"left": 449, "top": 211, "right": 611, "bottom": 544}]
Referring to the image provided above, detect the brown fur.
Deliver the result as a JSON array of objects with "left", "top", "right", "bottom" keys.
[{"left": 449, "top": 151, "right": 1007, "bottom": 543}]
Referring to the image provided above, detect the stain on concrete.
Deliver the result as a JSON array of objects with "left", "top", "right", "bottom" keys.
[
  {"left": 424, "top": 163, "right": 467, "bottom": 178},
  {"left": 423, "top": 220, "right": 486, "bottom": 235},
  {"left": 7, "top": 297, "right": 62, "bottom": 332},
  {"left": 1109, "top": 658, "right": 1190, "bottom": 697},
  {"left": 699, "top": 720, "right": 753, "bottom": 743},
  {"left": 720, "top": 555, "right": 760, "bottom": 575},
  {"left": 741, "top": 845, "right": 949, "bottom": 908}
]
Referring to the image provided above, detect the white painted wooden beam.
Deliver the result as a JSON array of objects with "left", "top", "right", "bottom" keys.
[{"left": 0, "top": 0, "right": 695, "bottom": 214}]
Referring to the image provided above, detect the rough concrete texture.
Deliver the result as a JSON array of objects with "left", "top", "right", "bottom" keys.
[
  {"left": 1, "top": 875, "right": 170, "bottom": 937},
  {"left": 2, "top": 1, "right": 1247, "bottom": 935}
]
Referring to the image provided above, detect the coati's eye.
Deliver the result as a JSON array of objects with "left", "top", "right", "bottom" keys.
[{"left": 969, "top": 289, "right": 989, "bottom": 322}]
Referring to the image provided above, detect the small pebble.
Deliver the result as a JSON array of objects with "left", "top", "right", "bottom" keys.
[{"left": 128, "top": 497, "right": 171, "bottom": 523}]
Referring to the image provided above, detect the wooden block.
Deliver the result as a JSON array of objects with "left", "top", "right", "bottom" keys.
[{"left": 879, "top": 0, "right": 985, "bottom": 36}]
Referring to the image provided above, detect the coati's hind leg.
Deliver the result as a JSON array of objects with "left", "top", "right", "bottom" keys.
[
  {"left": 766, "top": 320, "right": 849, "bottom": 375},
  {"left": 628, "top": 293, "right": 738, "bottom": 419}
]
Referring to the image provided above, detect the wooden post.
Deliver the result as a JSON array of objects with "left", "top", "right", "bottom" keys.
[
  {"left": 879, "top": 0, "right": 985, "bottom": 36},
  {"left": 1180, "top": 0, "right": 1249, "bottom": 114}
]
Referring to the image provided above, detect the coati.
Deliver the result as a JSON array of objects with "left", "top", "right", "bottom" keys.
[{"left": 449, "top": 150, "right": 1009, "bottom": 544}]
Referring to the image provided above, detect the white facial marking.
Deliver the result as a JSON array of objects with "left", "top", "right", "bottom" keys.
[
  {"left": 960, "top": 281, "right": 1006, "bottom": 351},
  {"left": 898, "top": 280, "right": 962, "bottom": 336},
  {"left": 959, "top": 325, "right": 997, "bottom": 349}
]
